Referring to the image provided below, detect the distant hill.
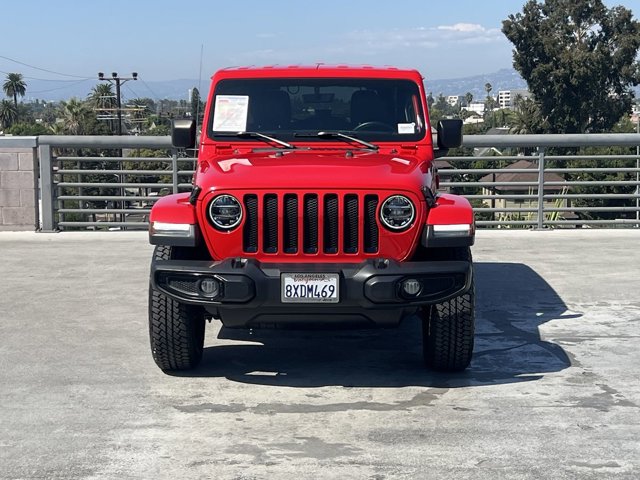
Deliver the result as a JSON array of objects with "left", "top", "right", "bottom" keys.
[
  {"left": 24, "top": 78, "right": 207, "bottom": 103},
  {"left": 22, "top": 68, "right": 640, "bottom": 102},
  {"left": 424, "top": 68, "right": 528, "bottom": 99}
]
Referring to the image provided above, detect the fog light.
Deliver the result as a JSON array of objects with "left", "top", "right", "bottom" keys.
[
  {"left": 402, "top": 278, "right": 422, "bottom": 297},
  {"left": 199, "top": 277, "right": 220, "bottom": 297}
]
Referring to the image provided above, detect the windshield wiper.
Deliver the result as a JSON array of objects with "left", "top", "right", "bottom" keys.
[
  {"left": 216, "top": 131, "right": 296, "bottom": 149},
  {"left": 295, "top": 131, "right": 378, "bottom": 151}
]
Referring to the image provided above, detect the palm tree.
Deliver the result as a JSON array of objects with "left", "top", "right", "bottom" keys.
[
  {"left": 88, "top": 83, "right": 116, "bottom": 110},
  {"left": 484, "top": 83, "right": 493, "bottom": 109},
  {"left": 88, "top": 83, "right": 117, "bottom": 133},
  {"left": 510, "top": 97, "right": 542, "bottom": 135},
  {"left": 464, "top": 92, "right": 473, "bottom": 107},
  {"left": 60, "top": 98, "right": 89, "bottom": 135},
  {"left": 48, "top": 122, "right": 66, "bottom": 135},
  {"left": 0, "top": 99, "right": 18, "bottom": 129},
  {"left": 3, "top": 73, "right": 27, "bottom": 108}
]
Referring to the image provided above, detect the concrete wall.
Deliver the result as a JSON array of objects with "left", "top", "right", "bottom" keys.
[{"left": 0, "top": 137, "right": 38, "bottom": 231}]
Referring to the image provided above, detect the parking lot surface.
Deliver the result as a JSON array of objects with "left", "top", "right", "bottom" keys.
[{"left": 1, "top": 230, "right": 639, "bottom": 479}]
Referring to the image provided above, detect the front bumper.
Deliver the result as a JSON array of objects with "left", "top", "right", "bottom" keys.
[{"left": 151, "top": 258, "right": 472, "bottom": 327}]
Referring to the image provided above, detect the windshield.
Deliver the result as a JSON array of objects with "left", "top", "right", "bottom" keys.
[{"left": 208, "top": 78, "right": 427, "bottom": 143}]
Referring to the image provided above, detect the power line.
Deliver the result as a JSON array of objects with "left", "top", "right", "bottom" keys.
[
  {"left": 123, "top": 82, "right": 143, "bottom": 101},
  {"left": 0, "top": 54, "right": 92, "bottom": 79},
  {"left": 28, "top": 78, "right": 93, "bottom": 94},
  {"left": 0, "top": 68, "right": 87, "bottom": 82},
  {"left": 139, "top": 78, "right": 161, "bottom": 101}
]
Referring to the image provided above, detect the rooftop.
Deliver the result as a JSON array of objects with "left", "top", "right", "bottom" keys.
[
  {"left": 1, "top": 230, "right": 639, "bottom": 478},
  {"left": 480, "top": 159, "right": 567, "bottom": 191}
]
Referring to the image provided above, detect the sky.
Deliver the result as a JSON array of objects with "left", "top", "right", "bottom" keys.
[{"left": 1, "top": 0, "right": 638, "bottom": 92}]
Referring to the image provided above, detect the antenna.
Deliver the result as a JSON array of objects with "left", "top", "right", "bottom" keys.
[{"left": 195, "top": 44, "right": 204, "bottom": 136}]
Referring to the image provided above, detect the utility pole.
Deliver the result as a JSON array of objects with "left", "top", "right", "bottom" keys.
[
  {"left": 97, "top": 72, "right": 138, "bottom": 135},
  {"left": 97, "top": 72, "right": 138, "bottom": 230}
]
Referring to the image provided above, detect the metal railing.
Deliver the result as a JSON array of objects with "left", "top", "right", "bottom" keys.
[
  {"left": 14, "top": 133, "right": 640, "bottom": 230},
  {"left": 37, "top": 136, "right": 194, "bottom": 231},
  {"left": 443, "top": 133, "right": 640, "bottom": 228}
]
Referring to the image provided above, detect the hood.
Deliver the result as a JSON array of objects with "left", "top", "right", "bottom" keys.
[{"left": 196, "top": 149, "right": 431, "bottom": 193}]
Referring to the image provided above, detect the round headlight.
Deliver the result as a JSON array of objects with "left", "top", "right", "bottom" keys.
[
  {"left": 380, "top": 195, "right": 415, "bottom": 231},
  {"left": 208, "top": 194, "right": 242, "bottom": 230}
]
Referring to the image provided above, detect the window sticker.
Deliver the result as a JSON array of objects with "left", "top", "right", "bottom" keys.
[
  {"left": 212, "top": 95, "right": 249, "bottom": 132},
  {"left": 397, "top": 122, "right": 415, "bottom": 134}
]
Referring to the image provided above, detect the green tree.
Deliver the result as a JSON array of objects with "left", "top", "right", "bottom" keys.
[
  {"left": 88, "top": 84, "right": 117, "bottom": 133},
  {"left": 434, "top": 94, "right": 448, "bottom": 112},
  {"left": 484, "top": 83, "right": 493, "bottom": 108},
  {"left": 88, "top": 83, "right": 116, "bottom": 110},
  {"left": 502, "top": 0, "right": 640, "bottom": 134},
  {"left": 0, "top": 99, "right": 18, "bottom": 129},
  {"left": 427, "top": 92, "right": 435, "bottom": 110},
  {"left": 6, "top": 122, "right": 49, "bottom": 136},
  {"left": 464, "top": 92, "right": 473, "bottom": 107},
  {"left": 510, "top": 97, "right": 544, "bottom": 134},
  {"left": 16, "top": 104, "right": 35, "bottom": 124},
  {"left": 49, "top": 122, "right": 66, "bottom": 135},
  {"left": 190, "top": 87, "right": 203, "bottom": 121},
  {"left": 124, "top": 98, "right": 150, "bottom": 133},
  {"left": 3, "top": 73, "right": 27, "bottom": 108},
  {"left": 39, "top": 102, "right": 61, "bottom": 125},
  {"left": 59, "top": 98, "right": 90, "bottom": 135}
]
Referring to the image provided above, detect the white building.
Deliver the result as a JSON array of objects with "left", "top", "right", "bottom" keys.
[
  {"left": 462, "top": 102, "right": 485, "bottom": 115},
  {"left": 446, "top": 95, "right": 460, "bottom": 107},
  {"left": 497, "top": 89, "right": 531, "bottom": 109},
  {"left": 463, "top": 115, "right": 484, "bottom": 125}
]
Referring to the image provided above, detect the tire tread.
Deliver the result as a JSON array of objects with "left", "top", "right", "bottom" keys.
[
  {"left": 422, "top": 247, "right": 475, "bottom": 372},
  {"left": 148, "top": 245, "right": 205, "bottom": 371}
]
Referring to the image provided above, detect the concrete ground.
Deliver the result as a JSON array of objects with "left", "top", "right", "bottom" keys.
[{"left": 0, "top": 230, "right": 639, "bottom": 479}]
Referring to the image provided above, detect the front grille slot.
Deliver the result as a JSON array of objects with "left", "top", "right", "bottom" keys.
[
  {"left": 283, "top": 194, "right": 298, "bottom": 253},
  {"left": 364, "top": 195, "right": 379, "bottom": 253},
  {"left": 263, "top": 194, "right": 278, "bottom": 253},
  {"left": 241, "top": 192, "right": 379, "bottom": 255},
  {"left": 303, "top": 194, "right": 318, "bottom": 253},
  {"left": 243, "top": 194, "right": 258, "bottom": 253},
  {"left": 323, "top": 194, "right": 339, "bottom": 254},
  {"left": 344, "top": 194, "right": 359, "bottom": 254}
]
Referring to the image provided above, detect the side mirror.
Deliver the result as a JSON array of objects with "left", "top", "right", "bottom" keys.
[
  {"left": 437, "top": 119, "right": 463, "bottom": 149},
  {"left": 171, "top": 119, "right": 196, "bottom": 149}
]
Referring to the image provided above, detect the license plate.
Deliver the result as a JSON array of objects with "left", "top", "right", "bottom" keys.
[{"left": 281, "top": 273, "right": 340, "bottom": 303}]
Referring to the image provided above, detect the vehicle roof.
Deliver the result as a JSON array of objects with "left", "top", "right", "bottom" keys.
[{"left": 212, "top": 64, "right": 424, "bottom": 80}]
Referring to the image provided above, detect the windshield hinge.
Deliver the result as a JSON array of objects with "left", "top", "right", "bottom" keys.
[
  {"left": 189, "top": 185, "right": 202, "bottom": 205},
  {"left": 421, "top": 186, "right": 437, "bottom": 208}
]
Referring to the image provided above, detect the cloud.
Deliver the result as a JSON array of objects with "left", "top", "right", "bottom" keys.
[
  {"left": 438, "top": 23, "right": 485, "bottom": 33},
  {"left": 345, "top": 23, "right": 503, "bottom": 53},
  {"left": 436, "top": 23, "right": 503, "bottom": 43},
  {"left": 223, "top": 22, "right": 507, "bottom": 74}
]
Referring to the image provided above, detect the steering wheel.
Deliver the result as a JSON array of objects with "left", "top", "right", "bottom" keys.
[{"left": 353, "top": 121, "right": 395, "bottom": 132}]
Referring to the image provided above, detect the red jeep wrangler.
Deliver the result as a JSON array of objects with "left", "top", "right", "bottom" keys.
[{"left": 148, "top": 65, "right": 475, "bottom": 373}]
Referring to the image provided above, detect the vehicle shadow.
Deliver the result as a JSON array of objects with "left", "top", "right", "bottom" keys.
[{"left": 176, "top": 262, "right": 580, "bottom": 387}]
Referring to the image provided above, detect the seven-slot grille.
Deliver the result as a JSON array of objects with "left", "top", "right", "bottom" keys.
[{"left": 242, "top": 193, "right": 379, "bottom": 255}]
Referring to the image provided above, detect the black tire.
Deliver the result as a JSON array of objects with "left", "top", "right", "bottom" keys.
[
  {"left": 148, "top": 245, "right": 205, "bottom": 372},
  {"left": 421, "top": 247, "right": 475, "bottom": 372}
]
